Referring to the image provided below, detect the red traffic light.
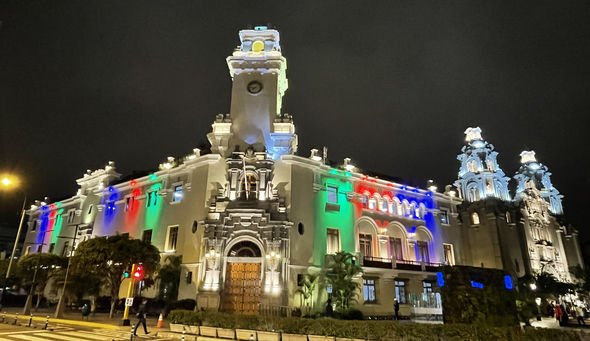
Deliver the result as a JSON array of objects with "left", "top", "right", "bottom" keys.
[{"left": 132, "top": 264, "right": 144, "bottom": 280}]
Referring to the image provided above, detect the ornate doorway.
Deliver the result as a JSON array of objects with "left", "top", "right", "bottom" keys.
[{"left": 222, "top": 241, "right": 262, "bottom": 314}]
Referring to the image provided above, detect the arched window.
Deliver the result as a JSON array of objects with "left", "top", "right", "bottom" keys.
[
  {"left": 381, "top": 197, "right": 389, "bottom": 212},
  {"left": 467, "top": 159, "right": 478, "bottom": 173},
  {"left": 468, "top": 186, "right": 480, "bottom": 202},
  {"left": 471, "top": 212, "right": 480, "bottom": 225},
  {"left": 362, "top": 194, "right": 368, "bottom": 208},
  {"left": 368, "top": 197, "right": 377, "bottom": 210},
  {"left": 240, "top": 172, "right": 258, "bottom": 199}
]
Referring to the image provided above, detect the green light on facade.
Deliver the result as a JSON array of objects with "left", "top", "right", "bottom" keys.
[
  {"left": 313, "top": 175, "right": 355, "bottom": 266},
  {"left": 52, "top": 206, "right": 64, "bottom": 244},
  {"left": 145, "top": 182, "right": 163, "bottom": 229}
]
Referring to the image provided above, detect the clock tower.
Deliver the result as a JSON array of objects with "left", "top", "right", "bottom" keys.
[{"left": 208, "top": 26, "right": 297, "bottom": 159}]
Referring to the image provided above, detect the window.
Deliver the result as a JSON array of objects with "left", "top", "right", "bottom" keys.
[
  {"left": 467, "top": 160, "right": 478, "bottom": 173},
  {"left": 31, "top": 220, "right": 37, "bottom": 231},
  {"left": 359, "top": 234, "right": 372, "bottom": 258},
  {"left": 240, "top": 173, "right": 258, "bottom": 198},
  {"left": 395, "top": 280, "right": 407, "bottom": 304},
  {"left": 142, "top": 229, "right": 153, "bottom": 244},
  {"left": 172, "top": 184, "right": 184, "bottom": 203},
  {"left": 363, "top": 278, "right": 377, "bottom": 304},
  {"left": 416, "top": 241, "right": 430, "bottom": 263},
  {"left": 505, "top": 211, "right": 512, "bottom": 224},
  {"left": 87, "top": 205, "right": 93, "bottom": 215},
  {"left": 368, "top": 198, "right": 376, "bottom": 210},
  {"left": 468, "top": 186, "right": 480, "bottom": 201},
  {"left": 166, "top": 226, "right": 179, "bottom": 251},
  {"left": 327, "top": 186, "right": 338, "bottom": 204},
  {"left": 186, "top": 271, "right": 193, "bottom": 284},
  {"left": 48, "top": 243, "right": 55, "bottom": 254},
  {"left": 390, "top": 237, "right": 403, "bottom": 261},
  {"left": 36, "top": 245, "right": 42, "bottom": 253},
  {"left": 443, "top": 243, "right": 455, "bottom": 265},
  {"left": 67, "top": 210, "right": 75, "bottom": 224},
  {"left": 362, "top": 195, "right": 368, "bottom": 208},
  {"left": 381, "top": 199, "right": 388, "bottom": 212},
  {"left": 297, "top": 222, "right": 304, "bottom": 235},
  {"left": 471, "top": 212, "right": 480, "bottom": 225},
  {"left": 61, "top": 241, "right": 70, "bottom": 257},
  {"left": 125, "top": 196, "right": 136, "bottom": 212},
  {"left": 327, "top": 228, "right": 340, "bottom": 254},
  {"left": 146, "top": 191, "right": 158, "bottom": 207},
  {"left": 440, "top": 209, "right": 449, "bottom": 225},
  {"left": 423, "top": 281, "right": 433, "bottom": 294}
]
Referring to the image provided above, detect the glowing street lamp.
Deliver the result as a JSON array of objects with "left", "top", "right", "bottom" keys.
[{"left": 0, "top": 174, "right": 27, "bottom": 280}]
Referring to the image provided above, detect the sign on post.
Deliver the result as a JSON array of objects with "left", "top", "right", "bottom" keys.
[{"left": 125, "top": 297, "right": 134, "bottom": 307}]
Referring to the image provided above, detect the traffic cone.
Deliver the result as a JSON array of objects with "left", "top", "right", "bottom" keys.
[{"left": 157, "top": 313, "right": 164, "bottom": 329}]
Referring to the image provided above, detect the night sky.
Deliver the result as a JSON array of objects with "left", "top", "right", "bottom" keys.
[{"left": 1, "top": 2, "right": 589, "bottom": 240}]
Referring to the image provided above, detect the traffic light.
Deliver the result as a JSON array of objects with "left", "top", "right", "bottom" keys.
[
  {"left": 123, "top": 270, "right": 130, "bottom": 278},
  {"left": 133, "top": 264, "right": 144, "bottom": 280}
]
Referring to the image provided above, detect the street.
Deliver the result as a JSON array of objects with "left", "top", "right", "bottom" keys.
[{"left": 0, "top": 323, "right": 172, "bottom": 341}]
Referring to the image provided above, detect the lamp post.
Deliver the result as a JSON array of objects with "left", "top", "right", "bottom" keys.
[
  {"left": 1, "top": 175, "right": 27, "bottom": 280},
  {"left": 54, "top": 224, "right": 79, "bottom": 318}
]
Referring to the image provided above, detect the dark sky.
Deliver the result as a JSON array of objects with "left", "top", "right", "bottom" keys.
[{"left": 1, "top": 1, "right": 589, "bottom": 239}]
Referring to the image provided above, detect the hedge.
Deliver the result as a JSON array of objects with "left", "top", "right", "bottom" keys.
[{"left": 167, "top": 310, "right": 583, "bottom": 340}]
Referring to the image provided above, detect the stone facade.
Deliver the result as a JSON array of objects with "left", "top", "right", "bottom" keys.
[{"left": 22, "top": 27, "right": 583, "bottom": 319}]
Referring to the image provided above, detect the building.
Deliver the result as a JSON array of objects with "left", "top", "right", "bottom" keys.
[{"left": 22, "top": 27, "right": 583, "bottom": 318}]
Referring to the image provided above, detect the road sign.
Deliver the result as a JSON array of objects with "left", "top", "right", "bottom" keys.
[{"left": 125, "top": 297, "right": 134, "bottom": 307}]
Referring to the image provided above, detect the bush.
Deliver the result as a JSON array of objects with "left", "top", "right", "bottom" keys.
[{"left": 166, "top": 310, "right": 584, "bottom": 340}]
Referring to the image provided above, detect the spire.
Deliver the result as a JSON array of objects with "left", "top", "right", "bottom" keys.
[
  {"left": 454, "top": 127, "right": 511, "bottom": 202},
  {"left": 514, "top": 150, "right": 563, "bottom": 215}
]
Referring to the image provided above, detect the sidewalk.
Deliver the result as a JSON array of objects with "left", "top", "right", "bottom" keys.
[
  {"left": 0, "top": 306, "right": 167, "bottom": 331},
  {"left": 530, "top": 316, "right": 590, "bottom": 333}
]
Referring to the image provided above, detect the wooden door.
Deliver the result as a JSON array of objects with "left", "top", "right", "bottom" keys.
[{"left": 223, "top": 262, "right": 261, "bottom": 314}]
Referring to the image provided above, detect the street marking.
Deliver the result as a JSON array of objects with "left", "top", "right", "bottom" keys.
[
  {"left": 0, "top": 330, "right": 43, "bottom": 335},
  {"left": 60, "top": 330, "right": 112, "bottom": 340},
  {"left": 11, "top": 334, "right": 53, "bottom": 341}
]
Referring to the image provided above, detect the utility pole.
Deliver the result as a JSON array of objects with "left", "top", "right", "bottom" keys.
[{"left": 54, "top": 224, "right": 79, "bottom": 318}]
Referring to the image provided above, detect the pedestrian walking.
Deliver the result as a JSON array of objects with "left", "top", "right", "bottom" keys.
[
  {"left": 81, "top": 303, "right": 90, "bottom": 321},
  {"left": 134, "top": 299, "right": 149, "bottom": 336},
  {"left": 576, "top": 305, "right": 586, "bottom": 326},
  {"left": 394, "top": 298, "right": 400, "bottom": 320}
]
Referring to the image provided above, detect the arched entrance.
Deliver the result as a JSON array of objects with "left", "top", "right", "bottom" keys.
[{"left": 222, "top": 240, "right": 262, "bottom": 314}]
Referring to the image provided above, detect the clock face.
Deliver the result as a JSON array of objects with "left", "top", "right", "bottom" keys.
[{"left": 247, "top": 81, "right": 263, "bottom": 94}]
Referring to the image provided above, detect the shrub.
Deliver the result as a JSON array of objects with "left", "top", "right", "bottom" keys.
[{"left": 166, "top": 310, "right": 584, "bottom": 340}]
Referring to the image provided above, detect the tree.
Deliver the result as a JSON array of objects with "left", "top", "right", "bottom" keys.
[
  {"left": 157, "top": 255, "right": 182, "bottom": 302},
  {"left": 571, "top": 265, "right": 590, "bottom": 295},
  {"left": 17, "top": 253, "right": 67, "bottom": 310},
  {"left": 71, "top": 234, "right": 160, "bottom": 318},
  {"left": 324, "top": 251, "right": 362, "bottom": 311},
  {"left": 296, "top": 272, "right": 319, "bottom": 315}
]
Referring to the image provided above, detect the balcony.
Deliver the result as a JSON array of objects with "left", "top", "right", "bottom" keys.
[{"left": 361, "top": 256, "right": 442, "bottom": 272}]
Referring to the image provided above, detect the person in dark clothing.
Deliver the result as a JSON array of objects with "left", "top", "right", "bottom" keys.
[
  {"left": 134, "top": 299, "right": 149, "bottom": 336},
  {"left": 394, "top": 299, "right": 400, "bottom": 320},
  {"left": 325, "top": 298, "right": 333, "bottom": 317}
]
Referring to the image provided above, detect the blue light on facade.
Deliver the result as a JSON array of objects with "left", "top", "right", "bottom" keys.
[
  {"left": 437, "top": 272, "right": 445, "bottom": 287},
  {"left": 504, "top": 275, "right": 513, "bottom": 290},
  {"left": 471, "top": 280, "right": 484, "bottom": 289}
]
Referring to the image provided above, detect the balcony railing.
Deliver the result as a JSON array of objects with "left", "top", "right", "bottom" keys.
[{"left": 362, "top": 256, "right": 442, "bottom": 272}]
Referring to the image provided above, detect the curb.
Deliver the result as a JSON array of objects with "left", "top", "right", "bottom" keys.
[{"left": 1, "top": 313, "right": 122, "bottom": 330}]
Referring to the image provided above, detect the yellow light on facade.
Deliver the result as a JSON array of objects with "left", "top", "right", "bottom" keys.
[{"left": 252, "top": 40, "right": 264, "bottom": 52}]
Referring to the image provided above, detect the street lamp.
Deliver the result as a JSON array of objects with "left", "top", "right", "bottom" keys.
[
  {"left": 0, "top": 174, "right": 27, "bottom": 281},
  {"left": 54, "top": 224, "right": 80, "bottom": 318}
]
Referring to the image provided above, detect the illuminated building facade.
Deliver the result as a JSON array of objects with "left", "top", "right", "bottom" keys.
[{"left": 23, "top": 27, "right": 583, "bottom": 319}]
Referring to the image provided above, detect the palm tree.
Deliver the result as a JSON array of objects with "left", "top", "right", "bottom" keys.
[
  {"left": 324, "top": 252, "right": 362, "bottom": 311},
  {"left": 296, "top": 273, "right": 319, "bottom": 314}
]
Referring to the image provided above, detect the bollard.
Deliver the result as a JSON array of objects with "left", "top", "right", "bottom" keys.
[
  {"left": 129, "top": 326, "right": 134, "bottom": 341},
  {"left": 28, "top": 314, "right": 32, "bottom": 327},
  {"left": 181, "top": 330, "right": 185, "bottom": 341},
  {"left": 13, "top": 312, "right": 18, "bottom": 325},
  {"left": 250, "top": 333, "right": 254, "bottom": 340},
  {"left": 43, "top": 315, "right": 49, "bottom": 330}
]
